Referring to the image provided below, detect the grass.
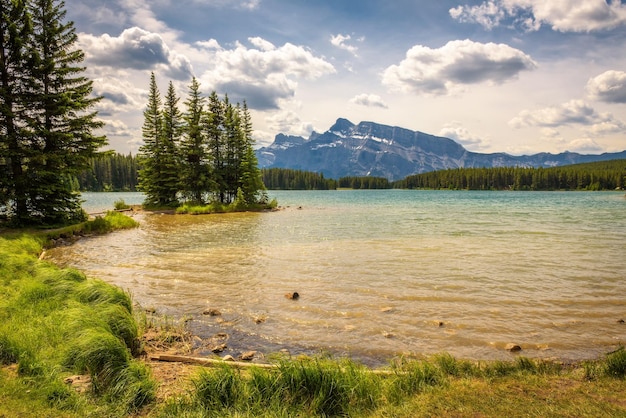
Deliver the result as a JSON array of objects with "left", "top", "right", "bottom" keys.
[
  {"left": 157, "top": 350, "right": 626, "bottom": 417},
  {"left": 0, "top": 232, "right": 155, "bottom": 417},
  {"left": 176, "top": 198, "right": 278, "bottom": 215}
]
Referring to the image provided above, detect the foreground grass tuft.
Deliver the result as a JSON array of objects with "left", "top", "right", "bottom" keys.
[{"left": 0, "top": 234, "right": 155, "bottom": 416}]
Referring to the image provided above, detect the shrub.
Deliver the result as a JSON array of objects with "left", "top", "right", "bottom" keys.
[{"left": 113, "top": 199, "right": 130, "bottom": 210}]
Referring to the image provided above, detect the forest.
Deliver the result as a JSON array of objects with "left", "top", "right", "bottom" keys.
[
  {"left": 393, "top": 159, "right": 626, "bottom": 191},
  {"left": 77, "top": 156, "right": 626, "bottom": 192}
]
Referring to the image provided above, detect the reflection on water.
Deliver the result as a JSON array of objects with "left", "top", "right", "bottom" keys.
[{"left": 47, "top": 190, "right": 626, "bottom": 364}]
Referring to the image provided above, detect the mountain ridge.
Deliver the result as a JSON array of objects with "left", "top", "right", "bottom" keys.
[{"left": 256, "top": 118, "right": 626, "bottom": 181}]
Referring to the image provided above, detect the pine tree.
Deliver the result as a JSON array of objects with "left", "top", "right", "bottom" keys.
[
  {"left": 0, "top": 0, "right": 32, "bottom": 223},
  {"left": 138, "top": 73, "right": 163, "bottom": 205},
  {"left": 180, "top": 77, "right": 211, "bottom": 203},
  {"left": 238, "top": 101, "right": 265, "bottom": 203},
  {"left": 160, "top": 81, "right": 182, "bottom": 203},
  {"left": 15, "top": 0, "right": 105, "bottom": 224},
  {"left": 205, "top": 91, "right": 226, "bottom": 203}
]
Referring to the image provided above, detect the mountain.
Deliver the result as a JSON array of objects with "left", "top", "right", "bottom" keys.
[{"left": 256, "top": 118, "right": 626, "bottom": 181}]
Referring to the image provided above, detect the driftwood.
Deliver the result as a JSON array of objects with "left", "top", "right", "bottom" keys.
[
  {"left": 150, "top": 354, "right": 276, "bottom": 369},
  {"left": 150, "top": 354, "right": 396, "bottom": 375}
]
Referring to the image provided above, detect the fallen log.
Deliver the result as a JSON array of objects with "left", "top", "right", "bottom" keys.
[
  {"left": 150, "top": 354, "right": 276, "bottom": 369},
  {"left": 150, "top": 353, "right": 396, "bottom": 375}
]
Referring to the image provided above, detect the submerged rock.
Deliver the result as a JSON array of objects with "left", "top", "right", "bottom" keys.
[
  {"left": 505, "top": 343, "right": 522, "bottom": 352},
  {"left": 203, "top": 308, "right": 221, "bottom": 316},
  {"left": 240, "top": 351, "right": 257, "bottom": 361}
]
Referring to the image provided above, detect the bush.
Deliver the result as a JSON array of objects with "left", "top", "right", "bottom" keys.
[{"left": 113, "top": 199, "right": 130, "bottom": 210}]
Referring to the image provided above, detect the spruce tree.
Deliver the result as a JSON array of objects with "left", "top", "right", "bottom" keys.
[
  {"left": 239, "top": 102, "right": 266, "bottom": 204},
  {"left": 138, "top": 73, "right": 168, "bottom": 206},
  {"left": 160, "top": 81, "right": 182, "bottom": 203},
  {"left": 180, "top": 77, "right": 211, "bottom": 203},
  {"left": 205, "top": 91, "right": 226, "bottom": 203},
  {"left": 23, "top": 0, "right": 105, "bottom": 224},
  {"left": 0, "top": 0, "right": 32, "bottom": 223}
]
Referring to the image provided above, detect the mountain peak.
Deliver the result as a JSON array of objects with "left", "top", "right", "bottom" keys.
[{"left": 328, "top": 118, "right": 355, "bottom": 135}]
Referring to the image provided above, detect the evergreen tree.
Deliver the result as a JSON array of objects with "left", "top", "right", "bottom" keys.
[
  {"left": 138, "top": 73, "right": 178, "bottom": 206},
  {"left": 0, "top": 0, "right": 32, "bottom": 222},
  {"left": 1, "top": 0, "right": 106, "bottom": 225},
  {"left": 160, "top": 81, "right": 182, "bottom": 201},
  {"left": 204, "top": 91, "right": 226, "bottom": 203},
  {"left": 238, "top": 102, "right": 265, "bottom": 203},
  {"left": 180, "top": 77, "right": 211, "bottom": 203}
]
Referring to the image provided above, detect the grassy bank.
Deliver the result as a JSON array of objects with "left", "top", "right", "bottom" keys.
[{"left": 1, "top": 219, "right": 625, "bottom": 417}]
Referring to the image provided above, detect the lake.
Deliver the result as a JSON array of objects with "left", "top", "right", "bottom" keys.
[{"left": 47, "top": 190, "right": 626, "bottom": 365}]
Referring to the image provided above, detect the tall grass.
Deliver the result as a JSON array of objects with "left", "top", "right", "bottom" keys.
[{"left": 0, "top": 235, "right": 155, "bottom": 415}]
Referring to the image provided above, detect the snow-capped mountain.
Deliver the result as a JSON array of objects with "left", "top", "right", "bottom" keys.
[{"left": 256, "top": 118, "right": 626, "bottom": 181}]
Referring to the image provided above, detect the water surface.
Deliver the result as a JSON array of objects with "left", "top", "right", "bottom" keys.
[{"left": 48, "top": 190, "right": 626, "bottom": 364}]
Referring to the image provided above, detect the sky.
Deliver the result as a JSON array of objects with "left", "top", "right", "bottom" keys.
[{"left": 68, "top": 0, "right": 626, "bottom": 156}]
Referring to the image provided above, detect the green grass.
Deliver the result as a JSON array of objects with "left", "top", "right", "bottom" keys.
[
  {"left": 175, "top": 198, "right": 278, "bottom": 215},
  {"left": 157, "top": 351, "right": 626, "bottom": 417},
  {"left": 0, "top": 234, "right": 155, "bottom": 416}
]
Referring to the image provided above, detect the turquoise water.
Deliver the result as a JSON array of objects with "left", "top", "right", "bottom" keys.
[{"left": 48, "top": 190, "right": 626, "bottom": 364}]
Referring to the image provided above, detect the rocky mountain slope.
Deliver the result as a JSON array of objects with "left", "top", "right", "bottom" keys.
[{"left": 256, "top": 118, "right": 626, "bottom": 181}]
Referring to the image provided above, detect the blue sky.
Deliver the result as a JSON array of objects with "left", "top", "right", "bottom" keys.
[{"left": 69, "top": 0, "right": 626, "bottom": 155}]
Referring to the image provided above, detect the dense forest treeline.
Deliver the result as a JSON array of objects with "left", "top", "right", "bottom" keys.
[
  {"left": 77, "top": 155, "right": 626, "bottom": 192},
  {"left": 394, "top": 159, "right": 626, "bottom": 191},
  {"left": 76, "top": 153, "right": 138, "bottom": 192}
]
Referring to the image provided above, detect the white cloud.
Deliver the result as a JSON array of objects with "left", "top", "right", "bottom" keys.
[
  {"left": 509, "top": 99, "right": 626, "bottom": 133},
  {"left": 451, "top": 0, "right": 626, "bottom": 32},
  {"left": 449, "top": 1, "right": 506, "bottom": 30},
  {"left": 566, "top": 137, "right": 604, "bottom": 153},
  {"left": 330, "top": 34, "right": 358, "bottom": 56},
  {"left": 350, "top": 93, "right": 388, "bottom": 109},
  {"left": 439, "top": 122, "right": 488, "bottom": 150},
  {"left": 248, "top": 37, "right": 276, "bottom": 51},
  {"left": 265, "top": 108, "right": 315, "bottom": 138},
  {"left": 196, "top": 38, "right": 222, "bottom": 50},
  {"left": 586, "top": 70, "right": 626, "bottom": 104},
  {"left": 200, "top": 38, "right": 335, "bottom": 110},
  {"left": 92, "top": 76, "right": 146, "bottom": 115},
  {"left": 382, "top": 39, "right": 536, "bottom": 95},
  {"left": 79, "top": 27, "right": 193, "bottom": 80}
]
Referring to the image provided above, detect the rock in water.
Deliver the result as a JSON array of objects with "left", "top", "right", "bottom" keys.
[{"left": 505, "top": 343, "right": 522, "bottom": 352}]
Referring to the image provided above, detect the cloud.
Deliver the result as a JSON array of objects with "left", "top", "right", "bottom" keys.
[
  {"left": 449, "top": 1, "right": 506, "bottom": 30},
  {"left": 79, "top": 27, "right": 193, "bottom": 80},
  {"left": 91, "top": 76, "right": 146, "bottom": 116},
  {"left": 330, "top": 34, "right": 358, "bottom": 56},
  {"left": 451, "top": 0, "right": 626, "bottom": 32},
  {"left": 586, "top": 70, "right": 626, "bottom": 104},
  {"left": 265, "top": 108, "right": 315, "bottom": 138},
  {"left": 382, "top": 39, "right": 536, "bottom": 95},
  {"left": 200, "top": 38, "right": 335, "bottom": 110},
  {"left": 509, "top": 99, "right": 626, "bottom": 133},
  {"left": 350, "top": 94, "right": 388, "bottom": 109},
  {"left": 566, "top": 137, "right": 604, "bottom": 153},
  {"left": 439, "top": 122, "right": 488, "bottom": 150},
  {"left": 196, "top": 39, "right": 222, "bottom": 50}
]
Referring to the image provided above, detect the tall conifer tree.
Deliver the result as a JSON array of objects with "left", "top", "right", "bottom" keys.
[
  {"left": 205, "top": 91, "right": 226, "bottom": 203},
  {"left": 0, "top": 0, "right": 32, "bottom": 222},
  {"left": 138, "top": 73, "right": 168, "bottom": 206},
  {"left": 180, "top": 77, "right": 212, "bottom": 203},
  {"left": 0, "top": 0, "right": 106, "bottom": 225}
]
